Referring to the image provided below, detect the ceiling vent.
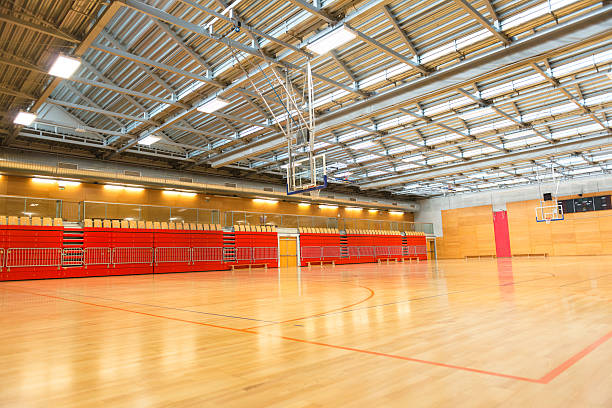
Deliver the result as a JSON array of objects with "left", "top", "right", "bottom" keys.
[
  {"left": 58, "top": 162, "right": 78, "bottom": 170},
  {"left": 124, "top": 170, "right": 141, "bottom": 177},
  {"left": 263, "top": 187, "right": 274, "bottom": 192},
  {"left": 225, "top": 182, "right": 237, "bottom": 188},
  {"left": 179, "top": 177, "right": 193, "bottom": 183},
  {"left": 350, "top": 197, "right": 357, "bottom": 201},
  {"left": 392, "top": 202, "right": 398, "bottom": 206}
]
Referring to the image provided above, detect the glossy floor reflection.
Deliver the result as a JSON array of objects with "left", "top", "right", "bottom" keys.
[{"left": 1, "top": 257, "right": 611, "bottom": 407}]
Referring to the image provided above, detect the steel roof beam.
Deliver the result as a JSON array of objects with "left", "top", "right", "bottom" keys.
[
  {"left": 30, "top": 2, "right": 122, "bottom": 114},
  {"left": 152, "top": 19, "right": 212, "bottom": 73},
  {"left": 345, "top": 25, "right": 429, "bottom": 75},
  {"left": 92, "top": 43, "right": 225, "bottom": 88},
  {"left": 456, "top": 88, "right": 553, "bottom": 142},
  {"left": 314, "top": 6, "right": 612, "bottom": 133},
  {"left": 360, "top": 129, "right": 612, "bottom": 188},
  {"left": 398, "top": 108, "right": 507, "bottom": 152},
  {"left": 381, "top": 5, "right": 419, "bottom": 58},
  {"left": 329, "top": 50, "right": 357, "bottom": 83},
  {"left": 284, "top": 0, "right": 336, "bottom": 23},
  {"left": 530, "top": 62, "right": 610, "bottom": 130},
  {"left": 100, "top": 30, "right": 176, "bottom": 95},
  {"left": 0, "top": 12, "right": 80, "bottom": 43},
  {"left": 452, "top": 0, "right": 510, "bottom": 45},
  {"left": 171, "top": 0, "right": 311, "bottom": 56}
]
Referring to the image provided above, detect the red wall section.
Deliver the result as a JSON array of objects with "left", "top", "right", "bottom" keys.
[{"left": 493, "top": 211, "right": 512, "bottom": 258}]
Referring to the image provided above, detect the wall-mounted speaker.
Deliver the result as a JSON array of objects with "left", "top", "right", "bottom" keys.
[{"left": 543, "top": 193, "right": 552, "bottom": 201}]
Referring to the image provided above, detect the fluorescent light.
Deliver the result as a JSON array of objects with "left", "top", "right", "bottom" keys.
[
  {"left": 253, "top": 198, "right": 278, "bottom": 204},
  {"left": 138, "top": 135, "right": 161, "bottom": 146},
  {"left": 32, "top": 177, "right": 57, "bottom": 184},
  {"left": 458, "top": 107, "right": 495, "bottom": 120},
  {"left": 163, "top": 190, "right": 179, "bottom": 196},
  {"left": 319, "top": 204, "right": 338, "bottom": 209},
  {"left": 124, "top": 187, "right": 144, "bottom": 192},
  {"left": 105, "top": 185, "right": 144, "bottom": 192},
  {"left": 368, "top": 209, "right": 378, "bottom": 213},
  {"left": 389, "top": 210, "right": 404, "bottom": 215},
  {"left": 163, "top": 190, "right": 197, "bottom": 197},
  {"left": 345, "top": 207, "right": 362, "bottom": 211},
  {"left": 14, "top": 111, "right": 36, "bottom": 126},
  {"left": 57, "top": 180, "right": 80, "bottom": 187},
  {"left": 32, "top": 177, "right": 79, "bottom": 186},
  {"left": 22, "top": 212, "right": 34, "bottom": 216},
  {"left": 197, "top": 97, "right": 230, "bottom": 113},
  {"left": 298, "top": 203, "right": 311, "bottom": 207},
  {"left": 180, "top": 192, "right": 197, "bottom": 197},
  {"left": 306, "top": 25, "right": 356, "bottom": 55},
  {"left": 48, "top": 54, "right": 81, "bottom": 78}
]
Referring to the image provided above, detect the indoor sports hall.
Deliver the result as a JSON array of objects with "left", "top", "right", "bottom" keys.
[{"left": 0, "top": 0, "right": 611, "bottom": 406}]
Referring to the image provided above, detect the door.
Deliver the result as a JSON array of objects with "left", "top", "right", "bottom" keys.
[
  {"left": 427, "top": 238, "right": 437, "bottom": 260},
  {"left": 279, "top": 237, "right": 297, "bottom": 268}
]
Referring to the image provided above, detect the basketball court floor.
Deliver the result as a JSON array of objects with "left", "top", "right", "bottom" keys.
[{"left": 1, "top": 257, "right": 610, "bottom": 407}]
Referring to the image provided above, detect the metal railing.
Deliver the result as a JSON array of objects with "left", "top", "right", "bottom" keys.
[
  {"left": 154, "top": 247, "right": 191, "bottom": 264},
  {"left": 5, "top": 248, "right": 62, "bottom": 270},
  {"left": 61, "top": 248, "right": 84, "bottom": 266},
  {"left": 192, "top": 247, "right": 223, "bottom": 262},
  {"left": 83, "top": 201, "right": 219, "bottom": 224},
  {"left": 84, "top": 247, "right": 112, "bottom": 266},
  {"left": 300, "top": 245, "right": 425, "bottom": 260},
  {"left": 253, "top": 247, "right": 278, "bottom": 260},
  {"left": 225, "top": 210, "right": 433, "bottom": 234},
  {"left": 112, "top": 247, "right": 154, "bottom": 265}
]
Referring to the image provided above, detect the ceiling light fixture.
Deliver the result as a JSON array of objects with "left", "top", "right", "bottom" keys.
[
  {"left": 253, "top": 198, "right": 278, "bottom": 204},
  {"left": 197, "top": 97, "right": 230, "bottom": 113},
  {"left": 48, "top": 54, "right": 81, "bottom": 78},
  {"left": 306, "top": 25, "right": 356, "bottom": 55},
  {"left": 319, "top": 204, "right": 338, "bottom": 209},
  {"left": 14, "top": 111, "right": 36, "bottom": 126},
  {"left": 138, "top": 135, "right": 161, "bottom": 146}
]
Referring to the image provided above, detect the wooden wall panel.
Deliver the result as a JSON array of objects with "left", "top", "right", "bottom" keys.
[
  {"left": 436, "top": 205, "right": 495, "bottom": 259},
  {"left": 439, "top": 196, "right": 612, "bottom": 258}
]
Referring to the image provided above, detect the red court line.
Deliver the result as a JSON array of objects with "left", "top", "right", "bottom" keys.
[
  {"left": 2, "top": 284, "right": 610, "bottom": 385},
  {"left": 244, "top": 283, "right": 375, "bottom": 330},
  {"left": 538, "top": 329, "right": 612, "bottom": 384}
]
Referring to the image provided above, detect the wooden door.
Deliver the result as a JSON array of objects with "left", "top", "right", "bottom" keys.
[{"left": 279, "top": 237, "right": 297, "bottom": 268}]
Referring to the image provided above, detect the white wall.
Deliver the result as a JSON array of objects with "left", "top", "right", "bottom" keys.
[{"left": 414, "top": 174, "right": 612, "bottom": 236}]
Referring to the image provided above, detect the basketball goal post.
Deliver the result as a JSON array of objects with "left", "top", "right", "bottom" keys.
[{"left": 534, "top": 163, "right": 564, "bottom": 224}]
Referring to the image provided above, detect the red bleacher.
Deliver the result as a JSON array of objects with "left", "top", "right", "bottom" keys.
[{"left": 0, "top": 218, "right": 427, "bottom": 281}]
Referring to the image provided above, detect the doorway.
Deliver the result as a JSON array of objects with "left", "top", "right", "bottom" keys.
[{"left": 279, "top": 236, "right": 297, "bottom": 268}]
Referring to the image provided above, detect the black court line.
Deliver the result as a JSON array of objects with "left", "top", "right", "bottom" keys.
[
  {"left": 273, "top": 274, "right": 558, "bottom": 323},
  {"left": 558, "top": 272, "right": 612, "bottom": 287},
  {"left": 32, "top": 289, "right": 279, "bottom": 324}
]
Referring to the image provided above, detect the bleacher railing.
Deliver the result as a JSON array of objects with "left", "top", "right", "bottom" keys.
[
  {"left": 300, "top": 245, "right": 425, "bottom": 260},
  {"left": 192, "top": 247, "right": 223, "bottom": 262},
  {"left": 225, "top": 210, "right": 434, "bottom": 234},
  {"left": 84, "top": 247, "right": 112, "bottom": 267},
  {"left": 5, "top": 248, "right": 62, "bottom": 270},
  {"left": 154, "top": 247, "right": 191, "bottom": 265},
  {"left": 112, "top": 247, "right": 154, "bottom": 265}
]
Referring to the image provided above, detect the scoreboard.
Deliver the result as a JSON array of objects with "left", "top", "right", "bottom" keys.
[{"left": 558, "top": 195, "right": 611, "bottom": 213}]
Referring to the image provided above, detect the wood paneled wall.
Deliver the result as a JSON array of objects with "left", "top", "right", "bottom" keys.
[
  {"left": 436, "top": 192, "right": 612, "bottom": 258},
  {"left": 507, "top": 199, "right": 612, "bottom": 256},
  {"left": 436, "top": 205, "right": 496, "bottom": 258},
  {"left": 0, "top": 175, "right": 413, "bottom": 224}
]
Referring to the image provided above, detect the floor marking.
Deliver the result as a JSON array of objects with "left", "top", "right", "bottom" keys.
[
  {"left": 559, "top": 273, "right": 612, "bottom": 287},
  {"left": 53, "top": 289, "right": 277, "bottom": 323},
  {"left": 538, "top": 329, "right": 612, "bottom": 384},
  {"left": 3, "top": 284, "right": 610, "bottom": 384},
  {"left": 244, "top": 283, "right": 375, "bottom": 330}
]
